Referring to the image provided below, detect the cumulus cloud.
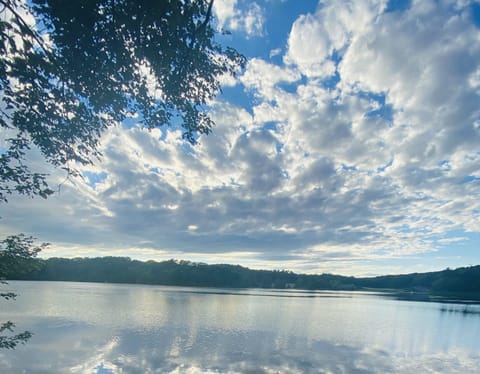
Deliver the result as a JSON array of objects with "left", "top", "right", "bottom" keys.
[
  {"left": 213, "top": 0, "right": 265, "bottom": 37},
  {"left": 285, "top": 0, "right": 387, "bottom": 77}
]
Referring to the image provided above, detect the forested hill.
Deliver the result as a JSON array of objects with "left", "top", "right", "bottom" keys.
[{"left": 5, "top": 257, "right": 480, "bottom": 295}]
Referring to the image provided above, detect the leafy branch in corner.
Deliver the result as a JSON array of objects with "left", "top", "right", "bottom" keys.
[
  {"left": 0, "top": 0, "right": 245, "bottom": 200},
  {"left": 0, "top": 234, "right": 48, "bottom": 349}
]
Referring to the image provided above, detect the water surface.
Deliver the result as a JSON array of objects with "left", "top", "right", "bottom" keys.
[{"left": 1, "top": 281, "right": 479, "bottom": 373}]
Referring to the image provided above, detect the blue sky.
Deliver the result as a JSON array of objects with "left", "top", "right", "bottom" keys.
[{"left": 1, "top": 0, "right": 480, "bottom": 276}]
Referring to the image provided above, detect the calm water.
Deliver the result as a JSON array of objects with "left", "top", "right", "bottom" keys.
[{"left": 1, "top": 281, "right": 480, "bottom": 373}]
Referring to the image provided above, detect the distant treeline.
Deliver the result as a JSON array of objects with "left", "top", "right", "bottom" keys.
[{"left": 5, "top": 257, "right": 480, "bottom": 295}]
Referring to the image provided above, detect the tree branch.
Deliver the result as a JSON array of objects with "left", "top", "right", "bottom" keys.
[{"left": 0, "top": 0, "right": 51, "bottom": 57}]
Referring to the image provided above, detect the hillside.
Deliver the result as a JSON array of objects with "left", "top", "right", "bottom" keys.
[{"left": 5, "top": 257, "right": 480, "bottom": 297}]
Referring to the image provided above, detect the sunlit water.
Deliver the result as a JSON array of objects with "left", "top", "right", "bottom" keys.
[{"left": 1, "top": 281, "right": 479, "bottom": 373}]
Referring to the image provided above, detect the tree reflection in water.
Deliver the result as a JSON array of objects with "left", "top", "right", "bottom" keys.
[{"left": 0, "top": 281, "right": 479, "bottom": 373}]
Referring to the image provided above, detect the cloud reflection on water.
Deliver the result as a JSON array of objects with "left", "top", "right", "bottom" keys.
[
  {"left": 76, "top": 335, "right": 480, "bottom": 374},
  {"left": 0, "top": 282, "right": 479, "bottom": 373}
]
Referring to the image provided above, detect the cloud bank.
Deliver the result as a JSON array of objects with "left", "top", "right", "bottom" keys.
[{"left": 2, "top": 0, "right": 480, "bottom": 275}]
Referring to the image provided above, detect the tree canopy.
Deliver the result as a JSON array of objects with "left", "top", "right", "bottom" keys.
[
  {"left": 0, "top": 0, "right": 245, "bottom": 201},
  {"left": 0, "top": 234, "right": 46, "bottom": 349},
  {"left": 9, "top": 256, "right": 480, "bottom": 297}
]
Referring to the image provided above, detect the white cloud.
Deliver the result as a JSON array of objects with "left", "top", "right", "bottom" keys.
[
  {"left": 284, "top": 12, "right": 334, "bottom": 78},
  {"left": 240, "top": 58, "right": 301, "bottom": 100},
  {"left": 213, "top": 0, "right": 265, "bottom": 37},
  {"left": 285, "top": 0, "right": 387, "bottom": 78},
  {"left": 269, "top": 48, "right": 282, "bottom": 58}
]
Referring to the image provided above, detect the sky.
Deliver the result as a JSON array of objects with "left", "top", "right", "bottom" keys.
[{"left": 1, "top": 0, "right": 480, "bottom": 276}]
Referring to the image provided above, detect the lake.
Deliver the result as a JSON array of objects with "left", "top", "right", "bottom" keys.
[{"left": 0, "top": 281, "right": 479, "bottom": 373}]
